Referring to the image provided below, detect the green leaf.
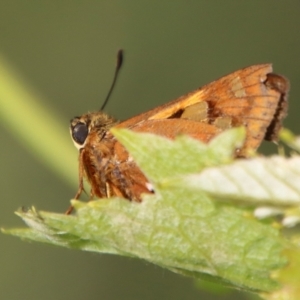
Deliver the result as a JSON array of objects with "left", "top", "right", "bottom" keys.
[
  {"left": 261, "top": 248, "right": 300, "bottom": 300},
  {"left": 4, "top": 128, "right": 296, "bottom": 295},
  {"left": 176, "top": 156, "right": 300, "bottom": 207},
  {"left": 111, "top": 127, "right": 245, "bottom": 182},
  {"left": 3, "top": 192, "right": 286, "bottom": 293}
]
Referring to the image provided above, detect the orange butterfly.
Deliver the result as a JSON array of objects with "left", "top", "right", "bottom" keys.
[{"left": 68, "top": 51, "right": 289, "bottom": 214}]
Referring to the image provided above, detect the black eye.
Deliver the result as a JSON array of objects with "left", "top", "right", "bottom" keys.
[{"left": 72, "top": 122, "right": 89, "bottom": 145}]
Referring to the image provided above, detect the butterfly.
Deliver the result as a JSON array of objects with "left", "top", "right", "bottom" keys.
[{"left": 67, "top": 51, "right": 289, "bottom": 214}]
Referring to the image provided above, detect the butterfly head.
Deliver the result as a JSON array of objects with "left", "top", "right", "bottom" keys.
[{"left": 70, "top": 112, "right": 117, "bottom": 150}]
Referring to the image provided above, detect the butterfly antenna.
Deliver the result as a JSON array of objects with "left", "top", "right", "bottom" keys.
[{"left": 100, "top": 49, "right": 124, "bottom": 111}]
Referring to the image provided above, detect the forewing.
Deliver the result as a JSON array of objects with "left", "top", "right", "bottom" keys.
[{"left": 116, "top": 64, "right": 288, "bottom": 155}]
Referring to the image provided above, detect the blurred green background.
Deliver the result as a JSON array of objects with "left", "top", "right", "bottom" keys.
[{"left": 1, "top": 1, "right": 299, "bottom": 300}]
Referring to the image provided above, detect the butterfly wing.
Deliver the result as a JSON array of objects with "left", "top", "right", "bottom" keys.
[
  {"left": 116, "top": 64, "right": 288, "bottom": 155},
  {"left": 79, "top": 64, "right": 288, "bottom": 204}
]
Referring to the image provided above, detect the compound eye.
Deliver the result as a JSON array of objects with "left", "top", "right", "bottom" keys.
[{"left": 72, "top": 122, "right": 89, "bottom": 145}]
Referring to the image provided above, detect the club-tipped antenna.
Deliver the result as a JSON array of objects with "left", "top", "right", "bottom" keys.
[{"left": 100, "top": 49, "right": 124, "bottom": 111}]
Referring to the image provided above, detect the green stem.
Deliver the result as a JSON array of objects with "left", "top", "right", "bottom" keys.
[{"left": 0, "top": 54, "right": 77, "bottom": 187}]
